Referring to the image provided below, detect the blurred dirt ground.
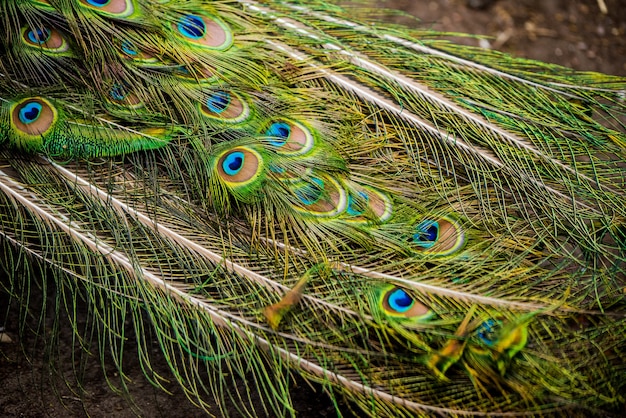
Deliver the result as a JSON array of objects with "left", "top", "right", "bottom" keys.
[
  {"left": 2, "top": 1, "right": 625, "bottom": 417},
  {"left": 380, "top": 0, "right": 626, "bottom": 75}
]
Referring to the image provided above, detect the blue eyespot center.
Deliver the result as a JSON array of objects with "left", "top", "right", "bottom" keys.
[
  {"left": 178, "top": 15, "right": 206, "bottom": 39},
  {"left": 222, "top": 151, "right": 245, "bottom": 176},
  {"left": 206, "top": 92, "right": 230, "bottom": 114},
  {"left": 87, "top": 0, "right": 111, "bottom": 7},
  {"left": 120, "top": 39, "right": 138, "bottom": 56},
  {"left": 346, "top": 191, "right": 369, "bottom": 216},
  {"left": 266, "top": 122, "right": 291, "bottom": 147},
  {"left": 110, "top": 84, "right": 128, "bottom": 101},
  {"left": 412, "top": 220, "right": 439, "bottom": 248},
  {"left": 27, "top": 28, "right": 51, "bottom": 44},
  {"left": 19, "top": 102, "right": 43, "bottom": 124},
  {"left": 387, "top": 288, "right": 414, "bottom": 313},
  {"left": 295, "top": 177, "right": 324, "bottom": 205},
  {"left": 476, "top": 319, "right": 501, "bottom": 346}
]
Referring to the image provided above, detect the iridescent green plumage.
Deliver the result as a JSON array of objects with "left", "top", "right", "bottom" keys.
[{"left": 1, "top": 0, "right": 625, "bottom": 416}]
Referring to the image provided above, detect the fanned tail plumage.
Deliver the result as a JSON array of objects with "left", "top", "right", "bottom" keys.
[{"left": 1, "top": 0, "right": 625, "bottom": 416}]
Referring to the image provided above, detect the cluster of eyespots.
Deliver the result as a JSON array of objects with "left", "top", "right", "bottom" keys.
[{"left": 411, "top": 216, "right": 465, "bottom": 256}]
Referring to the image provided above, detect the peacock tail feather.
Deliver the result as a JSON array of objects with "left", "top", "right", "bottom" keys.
[{"left": 1, "top": 0, "right": 625, "bottom": 416}]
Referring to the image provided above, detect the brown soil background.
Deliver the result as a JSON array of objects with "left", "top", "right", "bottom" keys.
[{"left": 1, "top": 1, "right": 625, "bottom": 417}]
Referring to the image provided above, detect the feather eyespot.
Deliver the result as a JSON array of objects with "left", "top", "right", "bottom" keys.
[
  {"left": 264, "top": 120, "right": 315, "bottom": 156},
  {"left": 108, "top": 83, "right": 142, "bottom": 108},
  {"left": 413, "top": 220, "right": 440, "bottom": 248},
  {"left": 342, "top": 186, "right": 393, "bottom": 223},
  {"left": 19, "top": 102, "right": 42, "bottom": 125},
  {"left": 386, "top": 288, "right": 414, "bottom": 313},
  {"left": 79, "top": 0, "right": 136, "bottom": 18},
  {"left": 412, "top": 216, "right": 465, "bottom": 256},
  {"left": 289, "top": 176, "right": 347, "bottom": 217},
  {"left": 178, "top": 15, "right": 205, "bottom": 39},
  {"left": 476, "top": 319, "right": 501, "bottom": 346},
  {"left": 173, "top": 14, "right": 232, "bottom": 50},
  {"left": 346, "top": 191, "right": 369, "bottom": 216},
  {"left": 381, "top": 287, "right": 432, "bottom": 319},
  {"left": 266, "top": 122, "right": 291, "bottom": 147},
  {"left": 120, "top": 39, "right": 139, "bottom": 56},
  {"left": 295, "top": 177, "right": 324, "bottom": 205},
  {"left": 116, "top": 38, "right": 158, "bottom": 64},
  {"left": 222, "top": 151, "right": 245, "bottom": 176},
  {"left": 22, "top": 26, "right": 68, "bottom": 52},
  {"left": 206, "top": 91, "right": 230, "bottom": 114},
  {"left": 26, "top": 28, "right": 50, "bottom": 44},
  {"left": 199, "top": 91, "right": 250, "bottom": 124},
  {"left": 11, "top": 97, "right": 56, "bottom": 137},
  {"left": 216, "top": 147, "right": 263, "bottom": 186}
]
